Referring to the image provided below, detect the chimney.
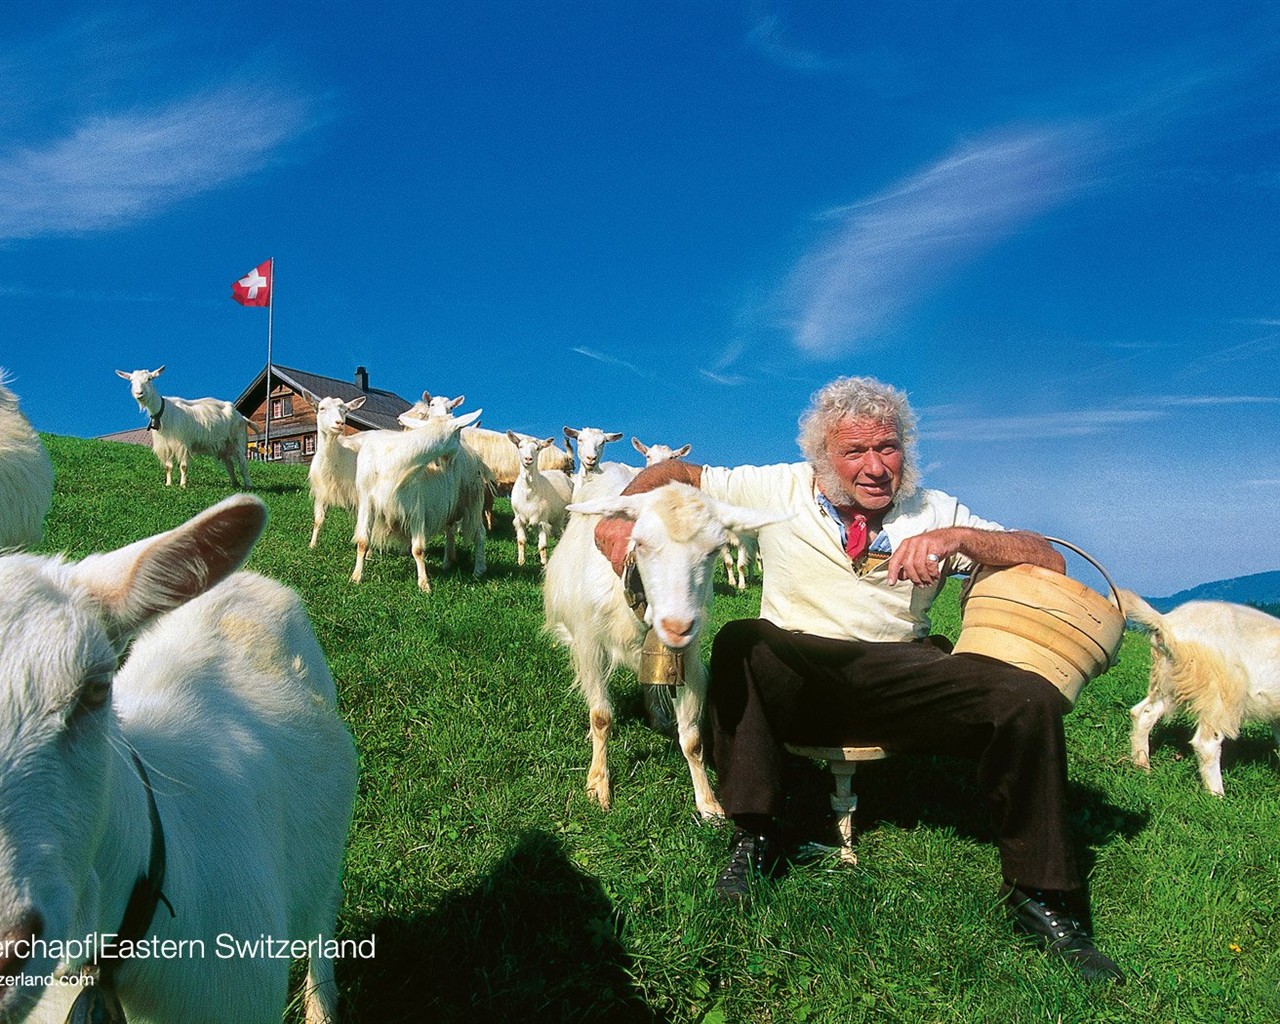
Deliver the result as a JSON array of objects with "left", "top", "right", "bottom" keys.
[{"left": 355, "top": 366, "right": 369, "bottom": 392}]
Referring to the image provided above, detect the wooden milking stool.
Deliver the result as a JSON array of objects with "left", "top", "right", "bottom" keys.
[{"left": 784, "top": 743, "right": 888, "bottom": 864}]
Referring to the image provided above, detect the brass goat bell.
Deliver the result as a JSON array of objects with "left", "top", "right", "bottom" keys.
[{"left": 639, "top": 628, "right": 685, "bottom": 687}]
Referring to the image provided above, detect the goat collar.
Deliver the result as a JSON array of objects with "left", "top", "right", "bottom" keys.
[
  {"left": 620, "top": 550, "right": 647, "bottom": 623},
  {"left": 68, "top": 748, "right": 172, "bottom": 1020},
  {"left": 146, "top": 396, "right": 165, "bottom": 431}
]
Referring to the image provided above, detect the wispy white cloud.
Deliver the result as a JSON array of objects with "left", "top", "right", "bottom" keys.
[
  {"left": 921, "top": 407, "right": 1161, "bottom": 443},
  {"left": 0, "top": 82, "right": 313, "bottom": 241},
  {"left": 780, "top": 125, "right": 1100, "bottom": 357},
  {"left": 699, "top": 368, "right": 748, "bottom": 385},
  {"left": 746, "top": 14, "right": 843, "bottom": 73},
  {"left": 921, "top": 393, "right": 1280, "bottom": 442},
  {"left": 1225, "top": 316, "right": 1280, "bottom": 327},
  {"left": 1175, "top": 333, "right": 1280, "bottom": 379},
  {"left": 571, "top": 346, "right": 656, "bottom": 381},
  {"left": 1144, "top": 394, "right": 1280, "bottom": 408}
]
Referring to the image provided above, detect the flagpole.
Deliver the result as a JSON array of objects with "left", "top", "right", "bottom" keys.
[{"left": 264, "top": 257, "right": 274, "bottom": 461}]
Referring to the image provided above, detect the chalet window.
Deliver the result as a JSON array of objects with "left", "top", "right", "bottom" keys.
[
  {"left": 270, "top": 396, "right": 293, "bottom": 419},
  {"left": 304, "top": 434, "right": 316, "bottom": 456}
]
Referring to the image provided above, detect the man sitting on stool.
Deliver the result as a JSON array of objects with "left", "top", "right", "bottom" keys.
[{"left": 594, "top": 375, "right": 1124, "bottom": 984}]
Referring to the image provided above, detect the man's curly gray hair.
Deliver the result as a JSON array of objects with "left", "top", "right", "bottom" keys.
[{"left": 797, "top": 376, "right": 920, "bottom": 502}]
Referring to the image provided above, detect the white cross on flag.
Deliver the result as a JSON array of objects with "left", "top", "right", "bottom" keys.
[{"left": 231, "top": 259, "right": 272, "bottom": 307}]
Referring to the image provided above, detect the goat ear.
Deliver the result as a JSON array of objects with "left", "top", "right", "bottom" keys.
[
  {"left": 346, "top": 395, "right": 367, "bottom": 411},
  {"left": 115, "top": 370, "right": 131, "bottom": 380},
  {"left": 603, "top": 432, "right": 623, "bottom": 443},
  {"left": 632, "top": 437, "right": 647, "bottom": 455},
  {"left": 506, "top": 430, "right": 521, "bottom": 445},
  {"left": 674, "top": 444, "right": 692, "bottom": 458},
  {"left": 707, "top": 498, "right": 791, "bottom": 537},
  {"left": 452, "top": 408, "right": 483, "bottom": 431},
  {"left": 449, "top": 395, "right": 465, "bottom": 410},
  {"left": 564, "top": 427, "right": 579, "bottom": 440},
  {"left": 150, "top": 366, "right": 165, "bottom": 378},
  {"left": 421, "top": 390, "right": 432, "bottom": 402},
  {"left": 69, "top": 495, "right": 267, "bottom": 646},
  {"left": 539, "top": 437, "right": 554, "bottom": 448}
]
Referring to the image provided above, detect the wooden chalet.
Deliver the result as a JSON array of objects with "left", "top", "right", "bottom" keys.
[{"left": 234, "top": 364, "right": 414, "bottom": 464}]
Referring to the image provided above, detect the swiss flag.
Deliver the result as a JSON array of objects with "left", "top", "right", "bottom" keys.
[{"left": 231, "top": 259, "right": 272, "bottom": 307}]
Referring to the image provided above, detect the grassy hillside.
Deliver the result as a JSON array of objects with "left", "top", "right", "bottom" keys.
[{"left": 35, "top": 436, "right": 1280, "bottom": 1023}]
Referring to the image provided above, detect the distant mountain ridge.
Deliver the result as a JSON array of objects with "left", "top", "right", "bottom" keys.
[{"left": 1146, "top": 570, "right": 1280, "bottom": 613}]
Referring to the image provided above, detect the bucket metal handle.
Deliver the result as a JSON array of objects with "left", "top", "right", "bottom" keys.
[{"left": 1043, "top": 537, "right": 1123, "bottom": 613}]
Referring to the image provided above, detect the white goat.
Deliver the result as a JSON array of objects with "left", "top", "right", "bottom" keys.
[
  {"left": 351, "top": 410, "right": 488, "bottom": 591},
  {"left": 630, "top": 436, "right": 755, "bottom": 589},
  {"left": 401, "top": 398, "right": 574, "bottom": 488},
  {"left": 0, "top": 375, "right": 53, "bottom": 550},
  {"left": 631, "top": 436, "right": 691, "bottom": 466},
  {"left": 563, "top": 426, "right": 624, "bottom": 499},
  {"left": 1122, "top": 589, "right": 1280, "bottom": 796},
  {"left": 506, "top": 432, "right": 574, "bottom": 566},
  {"left": 722, "top": 531, "right": 760, "bottom": 592},
  {"left": 544, "top": 481, "right": 782, "bottom": 818},
  {"left": 116, "top": 367, "right": 253, "bottom": 489},
  {"left": 307, "top": 395, "right": 367, "bottom": 549},
  {"left": 413, "top": 390, "right": 466, "bottom": 418},
  {"left": 0, "top": 495, "right": 357, "bottom": 1023}
]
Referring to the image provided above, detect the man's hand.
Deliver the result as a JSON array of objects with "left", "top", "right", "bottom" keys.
[
  {"left": 886, "top": 529, "right": 961, "bottom": 586},
  {"left": 589, "top": 459, "right": 703, "bottom": 576},
  {"left": 887, "top": 527, "right": 1066, "bottom": 586},
  {"left": 594, "top": 516, "right": 634, "bottom": 575}
]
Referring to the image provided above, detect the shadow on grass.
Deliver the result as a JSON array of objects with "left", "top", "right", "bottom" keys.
[
  {"left": 338, "top": 830, "right": 655, "bottom": 1024},
  {"left": 248, "top": 482, "right": 307, "bottom": 495},
  {"left": 481, "top": 562, "right": 547, "bottom": 584},
  {"left": 1146, "top": 720, "right": 1279, "bottom": 775},
  {"left": 780, "top": 752, "right": 1147, "bottom": 882}
]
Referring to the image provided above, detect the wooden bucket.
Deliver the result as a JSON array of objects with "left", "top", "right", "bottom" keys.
[{"left": 951, "top": 538, "right": 1125, "bottom": 704}]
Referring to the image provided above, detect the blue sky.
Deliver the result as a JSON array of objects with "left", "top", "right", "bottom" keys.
[{"left": 1, "top": 2, "right": 1277, "bottom": 597}]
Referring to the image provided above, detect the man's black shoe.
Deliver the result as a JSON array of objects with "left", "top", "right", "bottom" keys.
[
  {"left": 714, "top": 828, "right": 779, "bottom": 904},
  {"left": 1005, "top": 886, "right": 1125, "bottom": 984}
]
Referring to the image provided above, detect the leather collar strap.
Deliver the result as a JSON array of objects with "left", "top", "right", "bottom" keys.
[
  {"left": 147, "top": 396, "right": 165, "bottom": 431},
  {"left": 620, "top": 551, "right": 647, "bottom": 623},
  {"left": 94, "top": 749, "right": 171, "bottom": 979},
  {"left": 66, "top": 751, "right": 171, "bottom": 1022}
]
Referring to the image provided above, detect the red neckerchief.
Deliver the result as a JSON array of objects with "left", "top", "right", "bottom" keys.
[{"left": 844, "top": 512, "right": 868, "bottom": 563}]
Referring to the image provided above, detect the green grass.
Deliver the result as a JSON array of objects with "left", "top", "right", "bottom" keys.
[{"left": 35, "top": 435, "right": 1280, "bottom": 1023}]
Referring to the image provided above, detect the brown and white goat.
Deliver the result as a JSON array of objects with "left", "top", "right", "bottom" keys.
[
  {"left": 1122, "top": 588, "right": 1280, "bottom": 796},
  {"left": 630, "top": 437, "right": 757, "bottom": 590},
  {"left": 544, "top": 481, "right": 783, "bottom": 818}
]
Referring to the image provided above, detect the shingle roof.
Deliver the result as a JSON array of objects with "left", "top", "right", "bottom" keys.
[
  {"left": 96, "top": 426, "right": 153, "bottom": 446},
  {"left": 234, "top": 364, "right": 413, "bottom": 431}
]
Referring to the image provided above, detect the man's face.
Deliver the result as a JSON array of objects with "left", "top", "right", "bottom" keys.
[{"left": 823, "top": 416, "right": 904, "bottom": 512}]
